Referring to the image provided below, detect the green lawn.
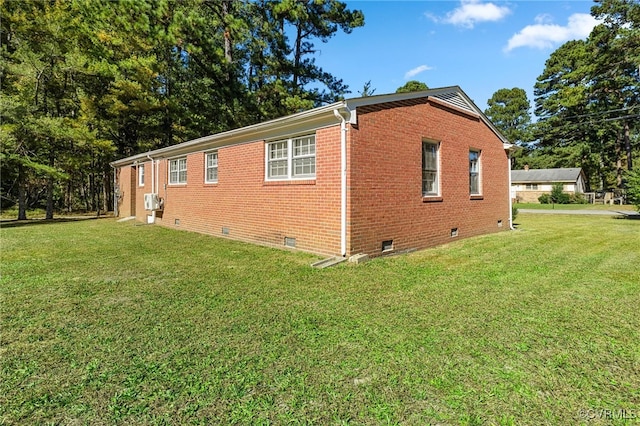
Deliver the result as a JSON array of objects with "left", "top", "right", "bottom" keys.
[
  {"left": 1, "top": 214, "right": 639, "bottom": 425},
  {"left": 514, "top": 202, "right": 636, "bottom": 211}
]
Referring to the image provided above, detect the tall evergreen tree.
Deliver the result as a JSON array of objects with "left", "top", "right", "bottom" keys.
[
  {"left": 1, "top": 0, "right": 113, "bottom": 219},
  {"left": 531, "top": 0, "right": 639, "bottom": 190},
  {"left": 485, "top": 88, "right": 532, "bottom": 145},
  {"left": 1, "top": 0, "right": 366, "bottom": 219}
]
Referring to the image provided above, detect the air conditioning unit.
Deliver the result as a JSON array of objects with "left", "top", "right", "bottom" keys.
[{"left": 144, "top": 193, "right": 161, "bottom": 211}]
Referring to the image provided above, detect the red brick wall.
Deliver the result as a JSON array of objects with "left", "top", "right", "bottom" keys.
[
  {"left": 148, "top": 126, "right": 343, "bottom": 256},
  {"left": 348, "top": 98, "right": 510, "bottom": 256},
  {"left": 116, "top": 165, "right": 137, "bottom": 218}
]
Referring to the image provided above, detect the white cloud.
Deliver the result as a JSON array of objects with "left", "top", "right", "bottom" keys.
[
  {"left": 439, "top": 0, "right": 512, "bottom": 29},
  {"left": 534, "top": 14, "right": 553, "bottom": 25},
  {"left": 505, "top": 13, "right": 600, "bottom": 52},
  {"left": 404, "top": 65, "right": 433, "bottom": 79}
]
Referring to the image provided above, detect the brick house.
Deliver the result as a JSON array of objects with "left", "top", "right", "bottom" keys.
[{"left": 111, "top": 87, "right": 514, "bottom": 258}]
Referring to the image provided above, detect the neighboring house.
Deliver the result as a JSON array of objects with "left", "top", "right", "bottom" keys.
[
  {"left": 111, "top": 86, "right": 513, "bottom": 258},
  {"left": 511, "top": 167, "right": 587, "bottom": 203}
]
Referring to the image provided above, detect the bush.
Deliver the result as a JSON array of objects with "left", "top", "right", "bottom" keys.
[
  {"left": 568, "top": 193, "right": 588, "bottom": 204},
  {"left": 538, "top": 193, "right": 552, "bottom": 204},
  {"left": 538, "top": 184, "right": 581, "bottom": 204},
  {"left": 512, "top": 205, "right": 519, "bottom": 222},
  {"left": 550, "top": 183, "right": 570, "bottom": 204}
]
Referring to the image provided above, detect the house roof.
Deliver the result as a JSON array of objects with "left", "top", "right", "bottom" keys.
[
  {"left": 111, "top": 86, "right": 510, "bottom": 167},
  {"left": 511, "top": 168, "right": 583, "bottom": 183}
]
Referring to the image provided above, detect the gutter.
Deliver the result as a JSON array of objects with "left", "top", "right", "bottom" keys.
[
  {"left": 333, "top": 107, "right": 351, "bottom": 257},
  {"left": 504, "top": 143, "right": 517, "bottom": 230}
]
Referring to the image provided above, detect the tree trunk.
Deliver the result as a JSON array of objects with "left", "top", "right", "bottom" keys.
[
  {"left": 89, "top": 169, "right": 96, "bottom": 212},
  {"left": 67, "top": 179, "right": 73, "bottom": 213},
  {"left": 293, "top": 23, "right": 303, "bottom": 89},
  {"left": 45, "top": 152, "right": 54, "bottom": 219},
  {"left": 624, "top": 120, "right": 632, "bottom": 171},
  {"left": 615, "top": 131, "right": 623, "bottom": 188},
  {"left": 222, "top": 1, "right": 232, "bottom": 64},
  {"left": 102, "top": 169, "right": 110, "bottom": 215},
  {"left": 17, "top": 163, "right": 27, "bottom": 220}
]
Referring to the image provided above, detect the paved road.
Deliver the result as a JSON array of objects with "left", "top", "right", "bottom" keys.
[{"left": 518, "top": 208, "right": 639, "bottom": 216}]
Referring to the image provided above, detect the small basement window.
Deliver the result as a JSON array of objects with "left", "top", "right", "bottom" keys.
[
  {"left": 381, "top": 240, "right": 394, "bottom": 252},
  {"left": 284, "top": 237, "right": 296, "bottom": 248},
  {"left": 451, "top": 228, "right": 458, "bottom": 237}
]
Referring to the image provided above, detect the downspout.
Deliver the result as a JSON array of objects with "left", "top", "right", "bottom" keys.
[
  {"left": 147, "top": 154, "right": 156, "bottom": 223},
  {"left": 505, "top": 144, "right": 515, "bottom": 230},
  {"left": 334, "top": 108, "right": 349, "bottom": 257}
]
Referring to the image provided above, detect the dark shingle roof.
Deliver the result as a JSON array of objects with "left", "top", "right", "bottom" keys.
[{"left": 511, "top": 168, "right": 582, "bottom": 183}]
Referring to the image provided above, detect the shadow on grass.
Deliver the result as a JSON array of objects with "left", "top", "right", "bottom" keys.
[
  {"left": 0, "top": 216, "right": 108, "bottom": 229},
  {"left": 615, "top": 214, "right": 640, "bottom": 220}
]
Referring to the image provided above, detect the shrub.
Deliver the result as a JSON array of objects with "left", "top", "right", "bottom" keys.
[
  {"left": 550, "top": 183, "right": 570, "bottom": 204},
  {"left": 512, "top": 205, "right": 519, "bottom": 222},
  {"left": 568, "top": 193, "right": 588, "bottom": 204},
  {"left": 538, "top": 193, "right": 551, "bottom": 204}
]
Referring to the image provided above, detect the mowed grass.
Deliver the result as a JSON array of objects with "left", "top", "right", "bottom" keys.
[
  {"left": 514, "top": 202, "right": 636, "bottom": 211},
  {"left": 1, "top": 215, "right": 639, "bottom": 425}
]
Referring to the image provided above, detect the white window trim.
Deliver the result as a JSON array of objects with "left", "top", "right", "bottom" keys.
[
  {"left": 204, "top": 151, "right": 219, "bottom": 184},
  {"left": 469, "top": 149, "right": 481, "bottom": 195},
  {"left": 138, "top": 164, "right": 145, "bottom": 187},
  {"left": 422, "top": 140, "right": 440, "bottom": 197},
  {"left": 265, "top": 135, "right": 316, "bottom": 181},
  {"left": 168, "top": 157, "right": 187, "bottom": 185}
]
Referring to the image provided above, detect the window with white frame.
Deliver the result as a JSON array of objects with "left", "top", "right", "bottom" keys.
[
  {"left": 169, "top": 157, "right": 187, "bottom": 184},
  {"left": 469, "top": 149, "right": 481, "bottom": 194},
  {"left": 525, "top": 183, "right": 538, "bottom": 190},
  {"left": 422, "top": 141, "right": 439, "bottom": 196},
  {"left": 205, "top": 151, "right": 218, "bottom": 183},
  {"left": 266, "top": 135, "right": 316, "bottom": 180},
  {"left": 138, "top": 164, "right": 145, "bottom": 186}
]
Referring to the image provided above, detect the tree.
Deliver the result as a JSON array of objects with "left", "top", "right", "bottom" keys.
[
  {"left": 533, "top": 40, "right": 606, "bottom": 190},
  {"left": 358, "top": 80, "right": 376, "bottom": 97},
  {"left": 485, "top": 88, "right": 532, "bottom": 145},
  {"left": 625, "top": 168, "right": 640, "bottom": 211},
  {"left": 1, "top": 0, "right": 113, "bottom": 219},
  {"left": 589, "top": 0, "right": 640, "bottom": 174},
  {"left": 485, "top": 88, "right": 534, "bottom": 169},
  {"left": 274, "top": 0, "right": 364, "bottom": 106},
  {"left": 530, "top": 0, "right": 639, "bottom": 191},
  {"left": 0, "top": 0, "right": 367, "bottom": 219},
  {"left": 396, "top": 80, "right": 428, "bottom": 93}
]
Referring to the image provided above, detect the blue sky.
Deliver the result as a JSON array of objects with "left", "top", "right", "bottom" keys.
[{"left": 314, "top": 0, "right": 600, "bottom": 113}]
